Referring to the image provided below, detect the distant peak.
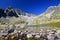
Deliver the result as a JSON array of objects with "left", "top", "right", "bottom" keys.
[{"left": 58, "top": 4, "right": 60, "bottom": 6}]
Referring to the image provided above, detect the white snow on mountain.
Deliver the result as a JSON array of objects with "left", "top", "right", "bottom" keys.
[
  {"left": 0, "top": 4, "right": 60, "bottom": 26},
  {"left": 31, "top": 4, "right": 60, "bottom": 25},
  {"left": 45, "top": 10, "right": 55, "bottom": 18}
]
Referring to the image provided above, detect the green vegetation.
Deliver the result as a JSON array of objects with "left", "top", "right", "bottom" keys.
[
  {"left": 40, "top": 21, "right": 60, "bottom": 28},
  {"left": 0, "top": 28, "right": 4, "bottom": 30},
  {"left": 33, "top": 19, "right": 40, "bottom": 25},
  {"left": 28, "top": 38, "right": 40, "bottom": 40}
]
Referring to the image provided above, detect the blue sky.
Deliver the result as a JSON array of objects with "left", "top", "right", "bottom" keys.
[{"left": 0, "top": 0, "right": 60, "bottom": 15}]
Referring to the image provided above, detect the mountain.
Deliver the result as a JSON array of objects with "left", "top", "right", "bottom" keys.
[
  {"left": 41, "top": 4, "right": 60, "bottom": 19},
  {"left": 32, "top": 4, "right": 60, "bottom": 25},
  {"left": 0, "top": 9, "right": 6, "bottom": 18},
  {"left": 0, "top": 6, "right": 34, "bottom": 18},
  {"left": 0, "top": 7, "right": 35, "bottom": 25},
  {"left": 4, "top": 7, "right": 19, "bottom": 17},
  {"left": 0, "top": 4, "right": 60, "bottom": 26}
]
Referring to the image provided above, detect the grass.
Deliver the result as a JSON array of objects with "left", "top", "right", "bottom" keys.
[
  {"left": 28, "top": 37, "right": 40, "bottom": 40},
  {"left": 40, "top": 22, "right": 60, "bottom": 28},
  {"left": 0, "top": 28, "right": 4, "bottom": 30}
]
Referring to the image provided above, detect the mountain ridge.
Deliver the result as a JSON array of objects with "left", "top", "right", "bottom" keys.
[
  {"left": 32, "top": 4, "right": 60, "bottom": 25},
  {"left": 0, "top": 4, "right": 60, "bottom": 25},
  {"left": 0, "top": 6, "right": 35, "bottom": 18}
]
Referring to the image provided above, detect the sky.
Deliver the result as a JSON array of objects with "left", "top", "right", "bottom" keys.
[{"left": 0, "top": 0, "right": 60, "bottom": 15}]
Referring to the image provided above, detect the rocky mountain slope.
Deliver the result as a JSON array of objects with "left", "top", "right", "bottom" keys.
[
  {"left": 33, "top": 4, "right": 60, "bottom": 25},
  {"left": 0, "top": 4, "right": 60, "bottom": 26},
  {"left": 0, "top": 7, "right": 35, "bottom": 25}
]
